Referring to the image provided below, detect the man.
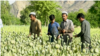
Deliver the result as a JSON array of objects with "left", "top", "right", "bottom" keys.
[
  {"left": 29, "top": 12, "right": 41, "bottom": 39},
  {"left": 0, "top": 18, "right": 3, "bottom": 28},
  {"left": 75, "top": 13, "right": 91, "bottom": 50},
  {"left": 48, "top": 14, "right": 60, "bottom": 42},
  {"left": 60, "top": 11, "right": 74, "bottom": 45}
]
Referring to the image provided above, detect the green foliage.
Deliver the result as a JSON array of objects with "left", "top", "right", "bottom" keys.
[
  {"left": 88, "top": 1, "right": 100, "bottom": 27},
  {"left": 20, "top": 1, "right": 61, "bottom": 25},
  {"left": 1, "top": 26, "right": 100, "bottom": 56},
  {"left": 19, "top": 1, "right": 100, "bottom": 27},
  {"left": 1, "top": 1, "right": 22, "bottom": 25},
  {"left": 55, "top": 11, "right": 62, "bottom": 24},
  {"left": 85, "top": 12, "right": 99, "bottom": 28},
  {"left": 1, "top": 14, "right": 21, "bottom": 25},
  {"left": 20, "top": 7, "right": 31, "bottom": 25},
  {"left": 89, "top": 1, "right": 100, "bottom": 14},
  {"left": 1, "top": 1, "right": 10, "bottom": 14}
]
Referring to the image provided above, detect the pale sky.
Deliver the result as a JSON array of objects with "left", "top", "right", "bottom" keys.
[{"left": 8, "top": 0, "right": 15, "bottom": 4}]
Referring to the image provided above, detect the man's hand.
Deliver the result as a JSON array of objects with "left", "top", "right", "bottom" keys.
[
  {"left": 27, "top": 35, "right": 31, "bottom": 38},
  {"left": 57, "top": 35, "right": 60, "bottom": 39},
  {"left": 40, "top": 33, "right": 42, "bottom": 36},
  {"left": 74, "top": 35, "right": 78, "bottom": 38},
  {"left": 48, "top": 32, "right": 50, "bottom": 35},
  {"left": 56, "top": 34, "right": 60, "bottom": 40},
  {"left": 27, "top": 33, "right": 31, "bottom": 38},
  {"left": 62, "top": 29, "right": 66, "bottom": 33}
]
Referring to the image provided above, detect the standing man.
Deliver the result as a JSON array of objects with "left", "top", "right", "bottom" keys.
[
  {"left": 29, "top": 12, "right": 41, "bottom": 39},
  {"left": 75, "top": 13, "right": 91, "bottom": 50},
  {"left": 48, "top": 14, "right": 60, "bottom": 42},
  {"left": 60, "top": 11, "right": 74, "bottom": 45}
]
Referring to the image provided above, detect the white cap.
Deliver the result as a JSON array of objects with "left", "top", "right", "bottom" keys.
[
  {"left": 62, "top": 11, "right": 68, "bottom": 15},
  {"left": 29, "top": 12, "right": 36, "bottom": 15}
]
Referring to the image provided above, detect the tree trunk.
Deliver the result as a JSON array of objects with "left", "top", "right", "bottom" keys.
[
  {"left": 47, "top": 18, "right": 49, "bottom": 26},
  {"left": 45, "top": 15, "right": 47, "bottom": 26},
  {"left": 47, "top": 15, "right": 49, "bottom": 26}
]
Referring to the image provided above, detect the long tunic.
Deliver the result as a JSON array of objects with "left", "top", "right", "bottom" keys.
[
  {"left": 30, "top": 19, "right": 41, "bottom": 37},
  {"left": 60, "top": 19, "right": 74, "bottom": 38},
  {"left": 60, "top": 19, "right": 74, "bottom": 43},
  {"left": 77, "top": 19, "right": 91, "bottom": 44}
]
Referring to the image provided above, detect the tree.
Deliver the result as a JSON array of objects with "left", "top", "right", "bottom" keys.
[
  {"left": 20, "top": 1, "right": 61, "bottom": 25},
  {"left": 1, "top": 1, "right": 10, "bottom": 14},
  {"left": 1, "top": 1, "right": 21, "bottom": 25},
  {"left": 89, "top": 1, "right": 100, "bottom": 27},
  {"left": 20, "top": 7, "right": 30, "bottom": 24}
]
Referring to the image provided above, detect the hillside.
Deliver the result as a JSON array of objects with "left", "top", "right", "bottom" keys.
[{"left": 10, "top": 1, "right": 94, "bottom": 18}]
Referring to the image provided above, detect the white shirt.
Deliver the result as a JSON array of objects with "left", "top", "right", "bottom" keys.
[{"left": 0, "top": 19, "right": 3, "bottom": 28}]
